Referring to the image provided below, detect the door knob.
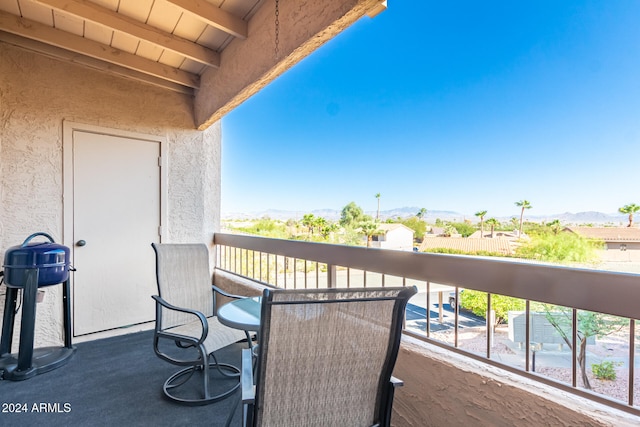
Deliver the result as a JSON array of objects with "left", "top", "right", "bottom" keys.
[{"left": 76, "top": 240, "right": 86, "bottom": 247}]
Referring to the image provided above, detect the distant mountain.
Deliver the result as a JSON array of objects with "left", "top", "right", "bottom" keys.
[
  {"left": 222, "top": 208, "right": 628, "bottom": 225},
  {"left": 527, "top": 211, "right": 627, "bottom": 226}
]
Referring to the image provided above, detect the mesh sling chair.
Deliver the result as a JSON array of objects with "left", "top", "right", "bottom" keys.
[
  {"left": 241, "top": 286, "right": 417, "bottom": 427},
  {"left": 151, "top": 243, "right": 251, "bottom": 405}
]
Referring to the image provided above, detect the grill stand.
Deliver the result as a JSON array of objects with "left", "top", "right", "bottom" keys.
[{"left": 0, "top": 268, "right": 75, "bottom": 380}]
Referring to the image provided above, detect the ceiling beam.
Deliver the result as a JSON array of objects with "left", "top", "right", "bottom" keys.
[
  {"left": 0, "top": 11, "right": 199, "bottom": 88},
  {"left": 0, "top": 31, "right": 194, "bottom": 95},
  {"left": 164, "top": 0, "right": 248, "bottom": 39},
  {"left": 33, "top": 0, "right": 220, "bottom": 67}
]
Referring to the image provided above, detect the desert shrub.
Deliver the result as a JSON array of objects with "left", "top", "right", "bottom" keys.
[
  {"left": 592, "top": 361, "right": 617, "bottom": 380},
  {"left": 460, "top": 290, "right": 525, "bottom": 324}
]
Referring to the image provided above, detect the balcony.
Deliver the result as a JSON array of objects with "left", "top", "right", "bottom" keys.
[
  {"left": 213, "top": 232, "right": 640, "bottom": 426},
  {"left": 2, "top": 232, "right": 639, "bottom": 426}
]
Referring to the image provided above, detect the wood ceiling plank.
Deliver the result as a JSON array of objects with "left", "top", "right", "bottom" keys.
[
  {"left": 52, "top": 9, "right": 83, "bottom": 34},
  {"left": 0, "top": 1, "right": 21, "bottom": 15},
  {"left": 90, "top": 0, "right": 118, "bottom": 11},
  {"left": 157, "top": 49, "right": 184, "bottom": 68},
  {"left": 17, "top": 0, "right": 53, "bottom": 26},
  {"left": 0, "top": 10, "right": 199, "bottom": 88},
  {"left": 135, "top": 39, "right": 163, "bottom": 62},
  {"left": 172, "top": 9, "right": 207, "bottom": 43},
  {"left": 32, "top": 0, "right": 220, "bottom": 66},
  {"left": 84, "top": 19, "right": 113, "bottom": 45},
  {"left": 116, "top": 0, "right": 154, "bottom": 23},
  {"left": 110, "top": 30, "right": 138, "bottom": 54},
  {"left": 164, "top": 0, "right": 247, "bottom": 39},
  {"left": 146, "top": 1, "right": 181, "bottom": 33}
]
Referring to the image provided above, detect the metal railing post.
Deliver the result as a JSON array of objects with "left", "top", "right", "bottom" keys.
[{"left": 328, "top": 264, "right": 337, "bottom": 288}]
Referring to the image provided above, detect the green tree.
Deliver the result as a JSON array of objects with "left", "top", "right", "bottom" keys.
[
  {"left": 301, "top": 213, "right": 316, "bottom": 235},
  {"left": 399, "top": 216, "right": 427, "bottom": 240},
  {"left": 540, "top": 306, "right": 626, "bottom": 389},
  {"left": 442, "top": 224, "right": 457, "bottom": 237},
  {"left": 485, "top": 218, "right": 499, "bottom": 238},
  {"left": 460, "top": 291, "right": 525, "bottom": 324},
  {"left": 515, "top": 200, "right": 532, "bottom": 237},
  {"left": 375, "top": 193, "right": 381, "bottom": 221},
  {"left": 448, "top": 222, "right": 476, "bottom": 237},
  {"left": 340, "top": 202, "right": 365, "bottom": 227},
  {"left": 319, "top": 221, "right": 338, "bottom": 239},
  {"left": 359, "top": 220, "right": 381, "bottom": 247},
  {"left": 416, "top": 207, "right": 427, "bottom": 220},
  {"left": 232, "top": 217, "right": 287, "bottom": 238},
  {"left": 619, "top": 203, "right": 640, "bottom": 227},
  {"left": 475, "top": 210, "right": 487, "bottom": 238},
  {"left": 515, "top": 232, "right": 602, "bottom": 264},
  {"left": 546, "top": 219, "right": 562, "bottom": 235}
]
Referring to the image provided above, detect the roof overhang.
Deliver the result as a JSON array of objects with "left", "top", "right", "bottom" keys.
[{"left": 0, "top": 0, "right": 387, "bottom": 129}]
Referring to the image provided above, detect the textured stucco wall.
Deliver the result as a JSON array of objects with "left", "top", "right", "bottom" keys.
[
  {"left": 392, "top": 336, "right": 639, "bottom": 427},
  {"left": 0, "top": 43, "right": 221, "bottom": 349}
]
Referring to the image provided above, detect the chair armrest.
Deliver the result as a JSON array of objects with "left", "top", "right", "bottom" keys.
[
  {"left": 152, "top": 295, "right": 208, "bottom": 342},
  {"left": 390, "top": 376, "right": 403, "bottom": 388},
  {"left": 241, "top": 348, "right": 255, "bottom": 404},
  {"left": 212, "top": 284, "right": 245, "bottom": 300}
]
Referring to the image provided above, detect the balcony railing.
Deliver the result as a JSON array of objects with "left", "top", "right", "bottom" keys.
[{"left": 213, "top": 232, "right": 640, "bottom": 416}]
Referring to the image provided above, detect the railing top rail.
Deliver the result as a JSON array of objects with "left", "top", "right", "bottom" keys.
[{"left": 214, "top": 233, "right": 640, "bottom": 319}]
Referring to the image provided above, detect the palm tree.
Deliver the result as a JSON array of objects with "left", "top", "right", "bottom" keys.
[
  {"left": 546, "top": 219, "right": 561, "bottom": 235},
  {"left": 375, "top": 193, "right": 381, "bottom": 221},
  {"left": 416, "top": 208, "right": 427, "bottom": 220},
  {"left": 485, "top": 218, "right": 499, "bottom": 238},
  {"left": 301, "top": 213, "right": 315, "bottom": 235},
  {"left": 475, "top": 210, "right": 487, "bottom": 238},
  {"left": 359, "top": 220, "right": 380, "bottom": 247},
  {"left": 515, "top": 200, "right": 532, "bottom": 237},
  {"left": 619, "top": 203, "right": 640, "bottom": 227}
]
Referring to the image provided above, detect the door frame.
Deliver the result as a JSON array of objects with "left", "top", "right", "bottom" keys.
[{"left": 62, "top": 120, "right": 168, "bottom": 337}]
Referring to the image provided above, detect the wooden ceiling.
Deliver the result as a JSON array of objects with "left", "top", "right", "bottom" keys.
[{"left": 0, "top": 0, "right": 266, "bottom": 94}]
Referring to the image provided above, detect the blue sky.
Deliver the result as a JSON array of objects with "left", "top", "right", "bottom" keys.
[{"left": 221, "top": 1, "right": 639, "bottom": 218}]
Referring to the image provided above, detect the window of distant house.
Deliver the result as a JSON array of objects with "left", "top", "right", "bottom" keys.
[{"left": 620, "top": 244, "right": 627, "bottom": 252}]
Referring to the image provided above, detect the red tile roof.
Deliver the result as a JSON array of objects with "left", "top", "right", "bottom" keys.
[
  {"left": 419, "top": 237, "right": 513, "bottom": 255},
  {"left": 564, "top": 227, "right": 640, "bottom": 242}
]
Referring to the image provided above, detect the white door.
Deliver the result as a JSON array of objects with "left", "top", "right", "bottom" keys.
[{"left": 69, "top": 129, "right": 161, "bottom": 336}]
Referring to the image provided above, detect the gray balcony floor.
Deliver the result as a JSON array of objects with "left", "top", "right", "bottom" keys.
[{"left": 0, "top": 330, "right": 245, "bottom": 426}]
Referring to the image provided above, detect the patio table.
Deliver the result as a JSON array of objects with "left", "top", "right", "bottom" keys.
[{"left": 218, "top": 296, "right": 262, "bottom": 335}]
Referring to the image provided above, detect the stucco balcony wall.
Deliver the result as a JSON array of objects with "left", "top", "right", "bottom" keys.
[
  {"left": 393, "top": 336, "right": 638, "bottom": 427},
  {"left": 0, "top": 43, "right": 221, "bottom": 349}
]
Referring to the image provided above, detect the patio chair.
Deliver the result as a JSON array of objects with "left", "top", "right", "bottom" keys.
[
  {"left": 151, "top": 243, "right": 250, "bottom": 405},
  {"left": 241, "top": 286, "right": 417, "bottom": 427}
]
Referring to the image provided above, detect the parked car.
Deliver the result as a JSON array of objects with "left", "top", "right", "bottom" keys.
[{"left": 448, "top": 289, "right": 464, "bottom": 309}]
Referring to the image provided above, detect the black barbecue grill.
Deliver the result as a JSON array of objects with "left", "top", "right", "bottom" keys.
[{"left": 0, "top": 232, "right": 75, "bottom": 380}]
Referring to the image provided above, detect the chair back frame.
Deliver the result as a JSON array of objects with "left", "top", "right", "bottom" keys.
[{"left": 251, "top": 286, "right": 417, "bottom": 427}]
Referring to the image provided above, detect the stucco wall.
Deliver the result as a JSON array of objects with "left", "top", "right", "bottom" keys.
[
  {"left": 392, "top": 336, "right": 638, "bottom": 427},
  {"left": 0, "top": 43, "right": 221, "bottom": 349}
]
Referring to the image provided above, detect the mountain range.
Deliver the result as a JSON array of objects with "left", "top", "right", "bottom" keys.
[{"left": 222, "top": 207, "right": 628, "bottom": 225}]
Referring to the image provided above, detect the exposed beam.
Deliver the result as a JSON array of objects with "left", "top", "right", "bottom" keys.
[
  {"left": 366, "top": 0, "right": 387, "bottom": 18},
  {"left": 0, "top": 11, "right": 199, "bottom": 88},
  {"left": 0, "top": 31, "right": 194, "bottom": 95},
  {"left": 164, "top": 0, "right": 248, "bottom": 39},
  {"left": 33, "top": 0, "right": 220, "bottom": 67}
]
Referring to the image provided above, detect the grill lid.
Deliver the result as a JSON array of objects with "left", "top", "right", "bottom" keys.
[{"left": 3, "top": 232, "right": 71, "bottom": 288}]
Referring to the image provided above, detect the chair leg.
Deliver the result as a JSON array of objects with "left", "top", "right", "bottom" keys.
[
  {"left": 161, "top": 346, "right": 241, "bottom": 406},
  {"left": 163, "top": 362, "right": 241, "bottom": 406}
]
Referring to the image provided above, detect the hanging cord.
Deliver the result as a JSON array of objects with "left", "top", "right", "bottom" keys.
[
  {"left": 274, "top": 0, "right": 280, "bottom": 59},
  {"left": 0, "top": 272, "right": 24, "bottom": 314}
]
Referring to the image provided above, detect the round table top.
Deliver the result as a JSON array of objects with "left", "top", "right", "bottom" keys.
[{"left": 217, "top": 296, "right": 261, "bottom": 332}]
